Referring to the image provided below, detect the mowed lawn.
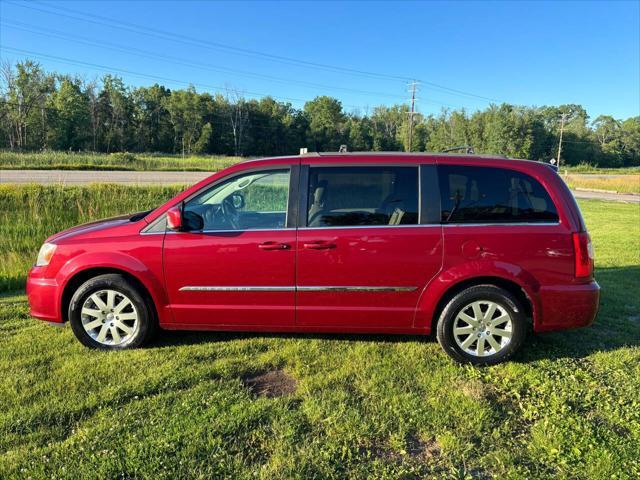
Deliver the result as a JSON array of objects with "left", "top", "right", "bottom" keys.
[{"left": 0, "top": 186, "right": 638, "bottom": 479}]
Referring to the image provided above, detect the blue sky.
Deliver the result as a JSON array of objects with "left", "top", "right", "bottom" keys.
[{"left": 1, "top": 0, "right": 638, "bottom": 119}]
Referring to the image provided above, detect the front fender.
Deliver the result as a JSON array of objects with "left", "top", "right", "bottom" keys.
[
  {"left": 413, "top": 259, "right": 541, "bottom": 332},
  {"left": 55, "top": 251, "right": 170, "bottom": 324}
]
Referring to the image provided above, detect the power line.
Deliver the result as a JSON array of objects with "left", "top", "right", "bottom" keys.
[
  {"left": 8, "top": 0, "right": 411, "bottom": 82},
  {"left": 1, "top": 19, "right": 427, "bottom": 103},
  {"left": 6, "top": 0, "right": 503, "bottom": 104},
  {"left": 1, "top": 46, "right": 370, "bottom": 110}
]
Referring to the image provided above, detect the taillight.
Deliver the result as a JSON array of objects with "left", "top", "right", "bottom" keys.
[{"left": 573, "top": 232, "right": 594, "bottom": 279}]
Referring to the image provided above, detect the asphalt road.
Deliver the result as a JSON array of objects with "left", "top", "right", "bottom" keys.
[{"left": 1, "top": 169, "right": 638, "bottom": 203}]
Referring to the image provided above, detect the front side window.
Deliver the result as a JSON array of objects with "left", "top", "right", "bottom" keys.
[
  {"left": 306, "top": 166, "right": 419, "bottom": 227},
  {"left": 184, "top": 169, "right": 290, "bottom": 230},
  {"left": 438, "top": 165, "right": 559, "bottom": 224}
]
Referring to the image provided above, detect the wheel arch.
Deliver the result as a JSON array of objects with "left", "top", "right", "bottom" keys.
[
  {"left": 415, "top": 265, "right": 540, "bottom": 334},
  {"left": 430, "top": 276, "right": 534, "bottom": 331},
  {"left": 60, "top": 267, "right": 159, "bottom": 325}
]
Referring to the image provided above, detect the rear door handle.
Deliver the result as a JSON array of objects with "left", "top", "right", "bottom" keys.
[
  {"left": 303, "top": 241, "right": 336, "bottom": 250},
  {"left": 259, "top": 241, "right": 290, "bottom": 251}
]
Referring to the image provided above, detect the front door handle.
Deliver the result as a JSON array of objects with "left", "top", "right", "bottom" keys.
[
  {"left": 259, "top": 241, "right": 290, "bottom": 251},
  {"left": 303, "top": 241, "right": 336, "bottom": 250}
]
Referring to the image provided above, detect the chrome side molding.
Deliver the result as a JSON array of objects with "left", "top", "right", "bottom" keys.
[
  {"left": 179, "top": 286, "right": 295, "bottom": 292},
  {"left": 179, "top": 285, "right": 416, "bottom": 293},
  {"left": 296, "top": 286, "right": 416, "bottom": 292}
]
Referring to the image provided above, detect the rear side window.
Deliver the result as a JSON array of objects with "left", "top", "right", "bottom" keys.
[
  {"left": 438, "top": 165, "right": 558, "bottom": 224},
  {"left": 306, "top": 166, "right": 418, "bottom": 227}
]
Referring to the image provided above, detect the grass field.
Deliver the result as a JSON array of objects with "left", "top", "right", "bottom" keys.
[
  {"left": 0, "top": 186, "right": 639, "bottom": 478},
  {"left": 564, "top": 174, "right": 640, "bottom": 194},
  {"left": 0, "top": 151, "right": 244, "bottom": 172},
  {"left": 2, "top": 151, "right": 639, "bottom": 176}
]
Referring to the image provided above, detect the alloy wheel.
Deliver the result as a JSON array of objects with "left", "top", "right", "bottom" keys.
[
  {"left": 452, "top": 300, "right": 513, "bottom": 357},
  {"left": 80, "top": 289, "right": 139, "bottom": 346}
]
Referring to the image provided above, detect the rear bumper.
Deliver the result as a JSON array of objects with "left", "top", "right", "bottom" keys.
[
  {"left": 535, "top": 280, "right": 600, "bottom": 332},
  {"left": 26, "top": 267, "right": 63, "bottom": 323}
]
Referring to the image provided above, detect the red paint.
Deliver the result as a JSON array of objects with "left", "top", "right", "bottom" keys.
[
  {"left": 166, "top": 206, "right": 182, "bottom": 230},
  {"left": 27, "top": 153, "right": 599, "bottom": 337}
]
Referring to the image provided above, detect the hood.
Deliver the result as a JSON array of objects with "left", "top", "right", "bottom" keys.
[{"left": 46, "top": 211, "right": 150, "bottom": 244}]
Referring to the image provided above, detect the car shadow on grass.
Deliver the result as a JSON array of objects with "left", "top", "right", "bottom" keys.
[{"left": 151, "top": 266, "right": 640, "bottom": 362}]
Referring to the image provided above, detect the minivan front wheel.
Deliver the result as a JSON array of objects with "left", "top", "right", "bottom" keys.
[
  {"left": 68, "top": 274, "right": 155, "bottom": 349},
  {"left": 436, "top": 285, "right": 527, "bottom": 365}
]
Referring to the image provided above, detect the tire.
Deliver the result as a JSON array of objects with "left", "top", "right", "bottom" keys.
[
  {"left": 68, "top": 273, "right": 156, "bottom": 350},
  {"left": 436, "top": 285, "right": 528, "bottom": 366}
]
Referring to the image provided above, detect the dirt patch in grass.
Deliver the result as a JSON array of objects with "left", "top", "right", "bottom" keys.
[
  {"left": 405, "top": 434, "right": 441, "bottom": 460},
  {"left": 362, "top": 434, "right": 441, "bottom": 463},
  {"left": 242, "top": 369, "right": 297, "bottom": 398}
]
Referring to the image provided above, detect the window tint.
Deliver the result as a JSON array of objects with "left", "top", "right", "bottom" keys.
[
  {"left": 438, "top": 165, "right": 558, "bottom": 224},
  {"left": 306, "top": 166, "right": 418, "bottom": 227},
  {"left": 184, "top": 169, "right": 290, "bottom": 230}
]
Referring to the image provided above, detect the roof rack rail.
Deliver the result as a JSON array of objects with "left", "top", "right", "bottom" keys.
[{"left": 442, "top": 145, "right": 475, "bottom": 154}]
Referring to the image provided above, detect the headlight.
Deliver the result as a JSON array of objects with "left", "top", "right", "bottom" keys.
[{"left": 35, "top": 243, "right": 57, "bottom": 267}]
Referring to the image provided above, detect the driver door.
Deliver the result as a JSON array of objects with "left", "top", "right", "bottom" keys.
[{"left": 163, "top": 167, "right": 297, "bottom": 328}]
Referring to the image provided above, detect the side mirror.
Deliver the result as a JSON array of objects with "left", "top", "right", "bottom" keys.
[
  {"left": 166, "top": 206, "right": 183, "bottom": 231},
  {"left": 183, "top": 210, "right": 204, "bottom": 231}
]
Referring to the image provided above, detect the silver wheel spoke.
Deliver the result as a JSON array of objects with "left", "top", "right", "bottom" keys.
[
  {"left": 96, "top": 324, "right": 109, "bottom": 342},
  {"left": 457, "top": 312, "right": 479, "bottom": 327},
  {"left": 476, "top": 337, "right": 486, "bottom": 356},
  {"left": 110, "top": 326, "right": 121, "bottom": 344},
  {"left": 118, "top": 313, "right": 137, "bottom": 321},
  {"left": 114, "top": 297, "right": 131, "bottom": 314},
  {"left": 484, "top": 303, "right": 497, "bottom": 322},
  {"left": 491, "top": 327, "right": 512, "bottom": 339},
  {"left": 472, "top": 302, "right": 484, "bottom": 321},
  {"left": 491, "top": 314, "right": 510, "bottom": 327},
  {"left": 84, "top": 319, "right": 103, "bottom": 330},
  {"left": 90, "top": 293, "right": 107, "bottom": 311},
  {"left": 115, "top": 321, "right": 133, "bottom": 335},
  {"left": 486, "top": 334, "right": 501, "bottom": 352},
  {"left": 82, "top": 307, "right": 102, "bottom": 318},
  {"left": 454, "top": 326, "right": 475, "bottom": 335},
  {"left": 106, "top": 290, "right": 116, "bottom": 309},
  {"left": 461, "top": 334, "right": 477, "bottom": 350}
]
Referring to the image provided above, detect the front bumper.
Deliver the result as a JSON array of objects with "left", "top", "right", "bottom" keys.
[
  {"left": 26, "top": 267, "right": 63, "bottom": 323},
  {"left": 535, "top": 280, "right": 600, "bottom": 332}
]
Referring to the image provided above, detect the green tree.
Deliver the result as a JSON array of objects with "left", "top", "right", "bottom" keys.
[
  {"left": 131, "top": 84, "right": 173, "bottom": 152},
  {"left": 303, "top": 96, "right": 346, "bottom": 151},
  {"left": 164, "top": 86, "right": 205, "bottom": 155},
  {"left": 47, "top": 77, "right": 90, "bottom": 150}
]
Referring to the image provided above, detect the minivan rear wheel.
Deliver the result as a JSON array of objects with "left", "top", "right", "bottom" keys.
[
  {"left": 436, "top": 285, "right": 527, "bottom": 365},
  {"left": 68, "top": 274, "right": 155, "bottom": 349}
]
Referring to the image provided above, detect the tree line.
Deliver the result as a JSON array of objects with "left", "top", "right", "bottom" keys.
[{"left": 1, "top": 60, "right": 638, "bottom": 166}]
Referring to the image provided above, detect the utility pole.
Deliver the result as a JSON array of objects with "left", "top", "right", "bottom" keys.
[
  {"left": 407, "top": 81, "right": 419, "bottom": 152},
  {"left": 557, "top": 112, "right": 569, "bottom": 169}
]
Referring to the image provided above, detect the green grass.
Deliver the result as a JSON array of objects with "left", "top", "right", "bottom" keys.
[
  {"left": 0, "top": 189, "right": 639, "bottom": 478},
  {"left": 563, "top": 164, "right": 640, "bottom": 174},
  {"left": 3, "top": 151, "right": 639, "bottom": 175},
  {"left": 0, "top": 150, "right": 245, "bottom": 171},
  {"left": 564, "top": 174, "right": 640, "bottom": 194}
]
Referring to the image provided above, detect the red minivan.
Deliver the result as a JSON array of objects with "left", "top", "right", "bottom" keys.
[{"left": 27, "top": 153, "right": 599, "bottom": 365}]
